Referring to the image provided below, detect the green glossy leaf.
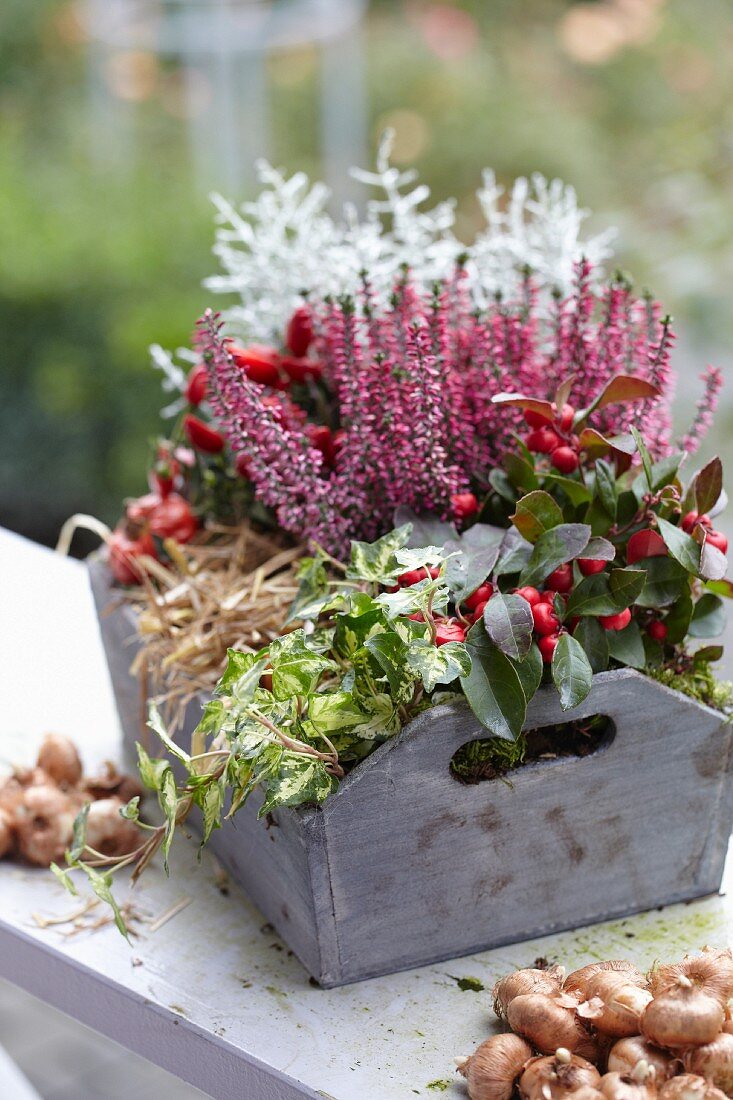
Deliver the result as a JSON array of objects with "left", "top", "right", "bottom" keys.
[
  {"left": 509, "top": 643, "right": 543, "bottom": 703},
  {"left": 572, "top": 618, "right": 609, "bottom": 674},
  {"left": 617, "top": 490, "right": 639, "bottom": 526},
  {"left": 511, "top": 491, "right": 564, "bottom": 544},
  {"left": 693, "top": 645, "right": 724, "bottom": 665},
  {"left": 308, "top": 691, "right": 370, "bottom": 734},
  {"left": 631, "top": 452, "right": 685, "bottom": 498},
  {"left": 461, "top": 622, "right": 527, "bottom": 740},
  {"left": 663, "top": 588, "right": 693, "bottom": 644},
  {"left": 199, "top": 781, "right": 224, "bottom": 845},
  {"left": 488, "top": 468, "right": 518, "bottom": 503},
  {"left": 656, "top": 516, "right": 701, "bottom": 575},
  {"left": 630, "top": 426, "right": 654, "bottom": 490},
  {"left": 608, "top": 567, "right": 646, "bottom": 609},
  {"left": 269, "top": 632, "right": 337, "bottom": 700},
  {"left": 565, "top": 573, "right": 617, "bottom": 617},
  {"left": 504, "top": 452, "right": 539, "bottom": 493},
  {"left": 494, "top": 528, "right": 534, "bottom": 577},
  {"left": 635, "top": 556, "right": 690, "bottom": 608},
  {"left": 405, "top": 639, "right": 471, "bottom": 693},
  {"left": 551, "top": 633, "right": 593, "bottom": 711},
  {"left": 583, "top": 536, "right": 616, "bottom": 562},
  {"left": 695, "top": 457, "right": 723, "bottom": 516},
  {"left": 542, "top": 473, "right": 593, "bottom": 506},
  {"left": 700, "top": 536, "right": 728, "bottom": 582},
  {"left": 606, "top": 619, "right": 646, "bottom": 669},
  {"left": 444, "top": 526, "right": 503, "bottom": 601},
  {"left": 688, "top": 593, "right": 726, "bottom": 638},
  {"left": 483, "top": 592, "right": 534, "bottom": 661},
  {"left": 518, "top": 523, "right": 591, "bottom": 587},
  {"left": 215, "top": 649, "right": 270, "bottom": 705},
  {"left": 347, "top": 524, "right": 412, "bottom": 582},
  {"left": 394, "top": 507, "right": 457, "bottom": 548},
  {"left": 594, "top": 458, "right": 617, "bottom": 519}
]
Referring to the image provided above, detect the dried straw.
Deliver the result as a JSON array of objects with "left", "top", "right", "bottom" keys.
[{"left": 124, "top": 523, "right": 302, "bottom": 732}]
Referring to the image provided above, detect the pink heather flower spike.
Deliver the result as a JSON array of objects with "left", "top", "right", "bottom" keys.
[
  {"left": 680, "top": 366, "right": 723, "bottom": 454},
  {"left": 192, "top": 263, "right": 719, "bottom": 554}
]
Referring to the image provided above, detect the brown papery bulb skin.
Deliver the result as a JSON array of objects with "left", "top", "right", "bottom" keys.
[
  {"left": 684, "top": 1032, "right": 733, "bottom": 1095},
  {"left": 519, "top": 1053, "right": 601, "bottom": 1099},
  {"left": 607, "top": 1036, "right": 678, "bottom": 1081},
  {"left": 659, "top": 1075, "right": 728, "bottom": 1100},
  {"left": 493, "top": 966, "right": 565, "bottom": 1020},
  {"left": 584, "top": 971, "right": 653, "bottom": 1038},
  {"left": 566, "top": 962, "right": 646, "bottom": 1000},
  {"left": 641, "top": 986, "right": 724, "bottom": 1050},
  {"left": 0, "top": 807, "right": 14, "bottom": 858},
  {"left": 36, "top": 733, "right": 83, "bottom": 788},
  {"left": 648, "top": 950, "right": 733, "bottom": 1008},
  {"left": 14, "top": 784, "right": 77, "bottom": 866},
  {"left": 507, "top": 993, "right": 599, "bottom": 1060},
  {"left": 599, "top": 1072, "right": 657, "bottom": 1099},
  {"left": 572, "top": 1091, "right": 605, "bottom": 1100},
  {"left": 458, "top": 1033, "right": 534, "bottom": 1100},
  {"left": 84, "top": 798, "right": 141, "bottom": 859}
]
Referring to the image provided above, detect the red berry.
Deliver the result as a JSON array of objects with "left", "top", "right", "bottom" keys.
[
  {"left": 599, "top": 608, "right": 632, "bottom": 631},
  {"left": 514, "top": 586, "right": 541, "bottom": 606},
  {"left": 280, "top": 355, "right": 323, "bottom": 384},
  {"left": 524, "top": 407, "right": 553, "bottom": 429},
  {"left": 538, "top": 633, "right": 560, "bottom": 663},
  {"left": 408, "top": 611, "right": 425, "bottom": 622},
  {"left": 184, "top": 414, "right": 225, "bottom": 455},
  {"left": 526, "top": 427, "right": 561, "bottom": 454},
  {"left": 550, "top": 446, "right": 580, "bottom": 474},
  {"left": 185, "top": 363, "right": 208, "bottom": 406},
  {"left": 532, "top": 602, "right": 560, "bottom": 636},
  {"left": 706, "top": 529, "right": 729, "bottom": 554},
  {"left": 147, "top": 493, "right": 198, "bottom": 544},
  {"left": 228, "top": 343, "right": 284, "bottom": 388},
  {"left": 545, "top": 563, "right": 573, "bottom": 593},
  {"left": 397, "top": 569, "right": 428, "bottom": 587},
  {"left": 306, "top": 423, "right": 336, "bottom": 466},
  {"left": 452, "top": 492, "right": 480, "bottom": 521},
  {"left": 647, "top": 620, "right": 668, "bottom": 643},
  {"left": 578, "top": 558, "right": 607, "bottom": 576},
  {"left": 108, "top": 525, "right": 157, "bottom": 586},
  {"left": 465, "top": 583, "right": 494, "bottom": 611},
  {"left": 681, "top": 511, "right": 712, "bottom": 533},
  {"left": 472, "top": 599, "right": 489, "bottom": 621},
  {"left": 434, "top": 620, "right": 466, "bottom": 647},
  {"left": 235, "top": 453, "right": 252, "bottom": 479},
  {"left": 539, "top": 590, "right": 558, "bottom": 604},
  {"left": 626, "top": 528, "right": 667, "bottom": 564},
  {"left": 285, "top": 306, "right": 314, "bottom": 357},
  {"left": 558, "top": 403, "right": 575, "bottom": 432},
  {"left": 429, "top": 566, "right": 441, "bottom": 579}
]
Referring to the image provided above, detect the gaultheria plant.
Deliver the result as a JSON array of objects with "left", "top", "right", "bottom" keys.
[{"left": 193, "top": 261, "right": 720, "bottom": 556}]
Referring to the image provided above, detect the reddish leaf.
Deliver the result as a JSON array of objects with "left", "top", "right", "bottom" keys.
[
  {"left": 593, "top": 374, "right": 660, "bottom": 410},
  {"left": 491, "top": 393, "right": 555, "bottom": 420},
  {"left": 578, "top": 428, "right": 637, "bottom": 457},
  {"left": 695, "top": 457, "right": 723, "bottom": 517}
]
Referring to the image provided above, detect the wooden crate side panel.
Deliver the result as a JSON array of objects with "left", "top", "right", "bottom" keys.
[
  {"left": 86, "top": 558, "right": 328, "bottom": 981},
  {"left": 319, "top": 670, "right": 733, "bottom": 984}
]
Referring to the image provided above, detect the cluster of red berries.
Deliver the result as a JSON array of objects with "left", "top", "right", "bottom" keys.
[
  {"left": 681, "top": 511, "right": 728, "bottom": 553},
  {"left": 109, "top": 445, "right": 198, "bottom": 585},
  {"left": 180, "top": 306, "right": 330, "bottom": 466},
  {"left": 515, "top": 581, "right": 631, "bottom": 663},
  {"left": 523, "top": 403, "right": 580, "bottom": 475}
]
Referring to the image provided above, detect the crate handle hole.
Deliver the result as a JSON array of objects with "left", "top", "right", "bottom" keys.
[{"left": 449, "top": 714, "right": 616, "bottom": 784}]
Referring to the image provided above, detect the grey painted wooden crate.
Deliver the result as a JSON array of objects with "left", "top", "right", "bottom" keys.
[{"left": 88, "top": 555, "right": 733, "bottom": 988}]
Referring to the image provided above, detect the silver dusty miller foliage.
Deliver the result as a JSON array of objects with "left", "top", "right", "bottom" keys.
[{"left": 152, "top": 132, "right": 616, "bottom": 393}]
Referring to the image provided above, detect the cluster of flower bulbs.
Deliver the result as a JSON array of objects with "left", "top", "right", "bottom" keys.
[{"left": 457, "top": 949, "right": 733, "bottom": 1099}]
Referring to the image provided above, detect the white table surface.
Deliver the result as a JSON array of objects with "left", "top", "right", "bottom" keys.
[{"left": 1, "top": 526, "right": 732, "bottom": 1100}]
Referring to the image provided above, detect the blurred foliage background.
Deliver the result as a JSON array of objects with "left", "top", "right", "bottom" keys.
[{"left": 1, "top": 0, "right": 732, "bottom": 547}]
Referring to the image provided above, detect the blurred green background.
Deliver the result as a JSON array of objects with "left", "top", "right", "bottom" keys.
[{"left": 1, "top": 0, "right": 732, "bottom": 548}]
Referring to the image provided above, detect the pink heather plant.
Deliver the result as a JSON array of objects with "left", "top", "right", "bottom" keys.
[{"left": 194, "top": 261, "right": 717, "bottom": 556}]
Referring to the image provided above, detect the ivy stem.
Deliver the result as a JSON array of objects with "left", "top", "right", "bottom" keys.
[{"left": 249, "top": 709, "right": 343, "bottom": 777}]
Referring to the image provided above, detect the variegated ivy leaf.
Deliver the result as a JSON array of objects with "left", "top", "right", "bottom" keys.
[
  {"left": 215, "top": 648, "right": 270, "bottom": 705},
  {"left": 334, "top": 595, "right": 390, "bottom": 657},
  {"left": 307, "top": 690, "right": 372, "bottom": 734},
  {"left": 197, "top": 781, "right": 224, "bottom": 844},
  {"left": 269, "top": 631, "right": 337, "bottom": 700},
  {"left": 258, "top": 752, "right": 337, "bottom": 816},
  {"left": 158, "top": 766, "right": 179, "bottom": 872},
  {"left": 147, "top": 702, "right": 191, "bottom": 764},
  {"left": 136, "top": 742, "right": 171, "bottom": 791},
  {"left": 393, "top": 545, "right": 447, "bottom": 573},
  {"left": 365, "top": 630, "right": 416, "bottom": 700},
  {"left": 347, "top": 523, "right": 413, "bottom": 582},
  {"left": 68, "top": 803, "right": 90, "bottom": 862},
  {"left": 374, "top": 578, "right": 450, "bottom": 618},
  {"left": 349, "top": 692, "right": 400, "bottom": 740},
  {"left": 287, "top": 551, "right": 329, "bottom": 623},
  {"left": 405, "top": 639, "right": 471, "bottom": 693}
]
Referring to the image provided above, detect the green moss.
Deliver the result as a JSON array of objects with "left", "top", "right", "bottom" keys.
[
  {"left": 645, "top": 662, "right": 733, "bottom": 715},
  {"left": 426, "top": 1081, "right": 451, "bottom": 1092},
  {"left": 450, "top": 735, "right": 527, "bottom": 783},
  {"left": 450, "top": 975, "right": 485, "bottom": 992}
]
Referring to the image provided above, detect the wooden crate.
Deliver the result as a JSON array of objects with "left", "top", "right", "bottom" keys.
[{"left": 88, "top": 556, "right": 733, "bottom": 987}]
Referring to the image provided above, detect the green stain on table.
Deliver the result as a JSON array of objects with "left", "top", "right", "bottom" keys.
[{"left": 449, "top": 976, "right": 485, "bottom": 992}]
